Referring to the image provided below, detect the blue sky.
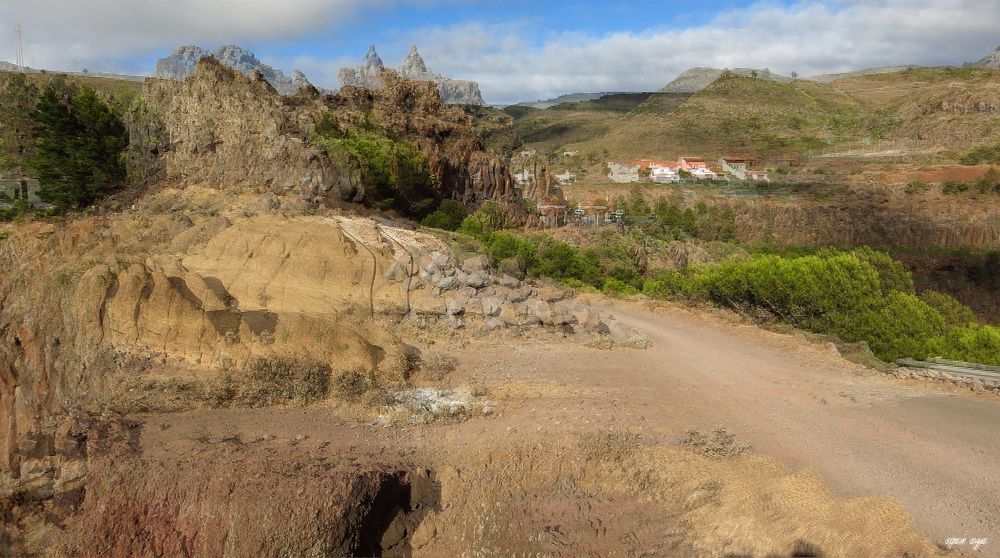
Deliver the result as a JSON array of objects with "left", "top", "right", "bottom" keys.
[{"left": 4, "top": 0, "right": 999, "bottom": 104}]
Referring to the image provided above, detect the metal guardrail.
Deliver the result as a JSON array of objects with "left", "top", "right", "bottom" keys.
[{"left": 897, "top": 358, "right": 1000, "bottom": 386}]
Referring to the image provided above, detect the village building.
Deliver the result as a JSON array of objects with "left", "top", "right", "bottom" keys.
[
  {"left": 607, "top": 162, "right": 640, "bottom": 183},
  {"left": 650, "top": 166, "right": 680, "bottom": 183},
  {"left": 537, "top": 195, "right": 569, "bottom": 228},
  {"left": 0, "top": 178, "right": 41, "bottom": 207},
  {"left": 578, "top": 197, "right": 611, "bottom": 227},
  {"left": 746, "top": 170, "right": 770, "bottom": 182},
  {"left": 554, "top": 170, "right": 576, "bottom": 185},
  {"left": 689, "top": 167, "right": 718, "bottom": 180},
  {"left": 678, "top": 156, "right": 708, "bottom": 172},
  {"left": 519, "top": 148, "right": 537, "bottom": 158},
  {"left": 719, "top": 155, "right": 756, "bottom": 179}
]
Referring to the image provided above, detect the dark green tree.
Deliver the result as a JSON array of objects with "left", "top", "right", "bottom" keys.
[{"left": 29, "top": 81, "right": 127, "bottom": 209}]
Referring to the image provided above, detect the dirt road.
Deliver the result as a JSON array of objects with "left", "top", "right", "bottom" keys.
[{"left": 590, "top": 302, "right": 1000, "bottom": 551}]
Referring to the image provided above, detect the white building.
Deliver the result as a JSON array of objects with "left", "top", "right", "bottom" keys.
[
  {"left": 607, "top": 162, "right": 640, "bottom": 183},
  {"left": 690, "top": 167, "right": 718, "bottom": 180},
  {"left": 650, "top": 166, "right": 680, "bottom": 183},
  {"left": 554, "top": 170, "right": 576, "bottom": 185}
]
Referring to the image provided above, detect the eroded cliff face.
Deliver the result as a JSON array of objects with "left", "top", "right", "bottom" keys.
[{"left": 0, "top": 204, "right": 453, "bottom": 554}]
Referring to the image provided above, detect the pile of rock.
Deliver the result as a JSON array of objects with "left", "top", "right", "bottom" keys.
[{"left": 385, "top": 250, "right": 648, "bottom": 347}]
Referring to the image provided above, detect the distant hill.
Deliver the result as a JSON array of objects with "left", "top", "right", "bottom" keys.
[
  {"left": 660, "top": 67, "right": 792, "bottom": 93},
  {"left": 806, "top": 66, "right": 914, "bottom": 84},
  {"left": 513, "top": 92, "right": 622, "bottom": 109},
  {"left": 970, "top": 45, "right": 1000, "bottom": 70}
]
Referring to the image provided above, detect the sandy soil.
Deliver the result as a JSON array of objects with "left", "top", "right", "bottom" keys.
[
  {"left": 91, "top": 296, "right": 1000, "bottom": 556},
  {"left": 591, "top": 300, "right": 1000, "bottom": 551}
]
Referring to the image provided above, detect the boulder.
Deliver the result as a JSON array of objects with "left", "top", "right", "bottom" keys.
[
  {"left": 570, "top": 303, "right": 602, "bottom": 329},
  {"left": 509, "top": 285, "right": 533, "bottom": 303},
  {"left": 606, "top": 320, "right": 650, "bottom": 348},
  {"left": 526, "top": 300, "right": 555, "bottom": 325},
  {"left": 461, "top": 255, "right": 491, "bottom": 273},
  {"left": 480, "top": 296, "right": 503, "bottom": 317},
  {"left": 462, "top": 271, "right": 488, "bottom": 288},
  {"left": 444, "top": 298, "right": 465, "bottom": 316},
  {"left": 498, "top": 274, "right": 521, "bottom": 288},
  {"left": 384, "top": 261, "right": 408, "bottom": 282},
  {"left": 437, "top": 275, "right": 458, "bottom": 291},
  {"left": 483, "top": 318, "right": 505, "bottom": 332},
  {"left": 499, "top": 303, "right": 528, "bottom": 325}
]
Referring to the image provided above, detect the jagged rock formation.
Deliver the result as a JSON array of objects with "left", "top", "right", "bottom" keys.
[
  {"left": 661, "top": 67, "right": 792, "bottom": 93},
  {"left": 136, "top": 57, "right": 338, "bottom": 198},
  {"left": 970, "top": 45, "right": 1000, "bottom": 69},
  {"left": 339, "top": 45, "right": 485, "bottom": 106},
  {"left": 154, "top": 45, "right": 312, "bottom": 96},
  {"left": 337, "top": 45, "right": 385, "bottom": 90},
  {"left": 130, "top": 58, "right": 516, "bottom": 209}
]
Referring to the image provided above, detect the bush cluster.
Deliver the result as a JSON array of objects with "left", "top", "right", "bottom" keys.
[
  {"left": 959, "top": 144, "right": 1000, "bottom": 165},
  {"left": 311, "top": 112, "right": 439, "bottom": 216},
  {"left": 642, "top": 250, "right": 1000, "bottom": 365},
  {"left": 941, "top": 169, "right": 1000, "bottom": 195},
  {"left": 420, "top": 199, "right": 468, "bottom": 231}
]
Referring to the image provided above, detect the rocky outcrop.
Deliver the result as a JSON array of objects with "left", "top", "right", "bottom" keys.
[
  {"left": 330, "top": 71, "right": 517, "bottom": 206},
  {"left": 337, "top": 45, "right": 385, "bottom": 90},
  {"left": 970, "top": 45, "right": 1000, "bottom": 70},
  {"left": 154, "top": 45, "right": 313, "bottom": 96},
  {"left": 130, "top": 57, "right": 516, "bottom": 210},
  {"left": 339, "top": 45, "right": 485, "bottom": 106},
  {"left": 661, "top": 67, "right": 792, "bottom": 93},
  {"left": 135, "top": 57, "right": 341, "bottom": 199}
]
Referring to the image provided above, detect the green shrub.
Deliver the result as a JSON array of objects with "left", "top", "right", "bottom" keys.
[
  {"left": 420, "top": 200, "right": 468, "bottom": 231},
  {"left": 931, "top": 325, "right": 1000, "bottom": 365},
  {"left": 457, "top": 201, "right": 510, "bottom": 238},
  {"left": 602, "top": 277, "right": 640, "bottom": 296},
  {"left": 942, "top": 180, "right": 970, "bottom": 194},
  {"left": 919, "top": 291, "right": 978, "bottom": 327},
  {"left": 29, "top": 80, "right": 128, "bottom": 209},
  {"left": 312, "top": 112, "right": 438, "bottom": 216},
  {"left": 959, "top": 144, "right": 1000, "bottom": 165}
]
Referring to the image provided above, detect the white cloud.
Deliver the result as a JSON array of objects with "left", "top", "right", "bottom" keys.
[
  {"left": 0, "top": 0, "right": 375, "bottom": 73},
  {"left": 405, "top": 0, "right": 1000, "bottom": 104},
  {"left": 2, "top": 0, "right": 998, "bottom": 104}
]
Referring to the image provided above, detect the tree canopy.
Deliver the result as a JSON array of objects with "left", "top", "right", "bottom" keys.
[{"left": 28, "top": 80, "right": 128, "bottom": 209}]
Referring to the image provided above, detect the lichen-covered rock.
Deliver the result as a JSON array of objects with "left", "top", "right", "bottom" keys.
[{"left": 340, "top": 45, "right": 485, "bottom": 106}]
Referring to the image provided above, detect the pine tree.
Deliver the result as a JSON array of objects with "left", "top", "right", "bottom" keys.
[{"left": 28, "top": 80, "right": 127, "bottom": 209}]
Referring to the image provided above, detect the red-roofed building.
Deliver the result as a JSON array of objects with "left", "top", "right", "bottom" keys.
[{"left": 678, "top": 156, "right": 707, "bottom": 170}]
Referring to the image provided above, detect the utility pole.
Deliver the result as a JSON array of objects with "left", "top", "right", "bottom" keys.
[{"left": 14, "top": 23, "right": 24, "bottom": 70}]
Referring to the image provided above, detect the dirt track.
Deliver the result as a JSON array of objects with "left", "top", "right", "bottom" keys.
[{"left": 592, "top": 301, "right": 1000, "bottom": 551}]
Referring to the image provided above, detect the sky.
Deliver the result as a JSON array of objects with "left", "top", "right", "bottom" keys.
[{"left": 1, "top": 0, "right": 999, "bottom": 105}]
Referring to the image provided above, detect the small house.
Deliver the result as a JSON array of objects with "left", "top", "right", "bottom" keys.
[
  {"left": 746, "top": 170, "right": 770, "bottom": 182},
  {"left": 554, "top": 170, "right": 576, "bottom": 185},
  {"left": 0, "top": 178, "right": 41, "bottom": 207},
  {"left": 678, "top": 156, "right": 707, "bottom": 171},
  {"left": 607, "top": 162, "right": 640, "bottom": 183},
  {"left": 689, "top": 167, "right": 718, "bottom": 180},
  {"left": 720, "top": 155, "right": 756, "bottom": 179},
  {"left": 650, "top": 166, "right": 680, "bottom": 183},
  {"left": 537, "top": 195, "right": 569, "bottom": 228},
  {"left": 578, "top": 198, "right": 610, "bottom": 227}
]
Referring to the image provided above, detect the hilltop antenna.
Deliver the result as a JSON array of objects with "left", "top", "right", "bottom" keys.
[{"left": 14, "top": 23, "right": 24, "bottom": 70}]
